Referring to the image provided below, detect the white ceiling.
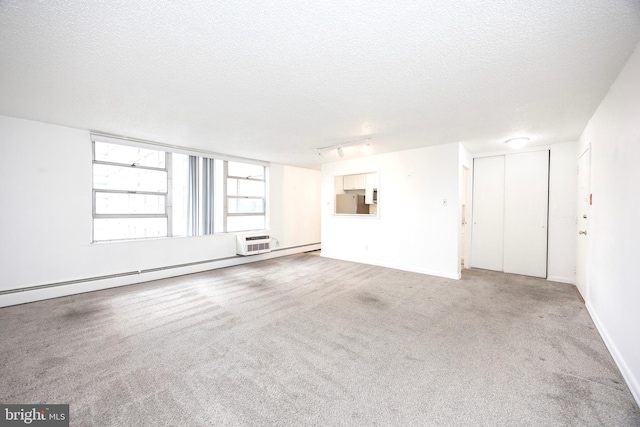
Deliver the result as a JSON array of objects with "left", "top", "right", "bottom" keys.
[{"left": 1, "top": 1, "right": 639, "bottom": 169}]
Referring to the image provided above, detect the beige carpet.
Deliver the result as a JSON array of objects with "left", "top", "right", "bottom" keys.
[{"left": 1, "top": 252, "right": 638, "bottom": 426}]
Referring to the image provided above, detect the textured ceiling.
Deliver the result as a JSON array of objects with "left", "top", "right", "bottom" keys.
[{"left": 1, "top": 1, "right": 639, "bottom": 169}]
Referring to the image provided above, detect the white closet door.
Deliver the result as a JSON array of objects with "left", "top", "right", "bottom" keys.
[
  {"left": 471, "top": 156, "right": 505, "bottom": 271},
  {"left": 503, "top": 151, "right": 549, "bottom": 278}
]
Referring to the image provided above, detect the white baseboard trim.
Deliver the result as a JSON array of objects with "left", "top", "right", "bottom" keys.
[
  {"left": 320, "top": 254, "right": 461, "bottom": 280},
  {"left": 0, "top": 243, "right": 320, "bottom": 308},
  {"left": 585, "top": 301, "right": 640, "bottom": 407},
  {"left": 547, "top": 275, "right": 574, "bottom": 284},
  {"left": 375, "top": 261, "right": 461, "bottom": 280}
]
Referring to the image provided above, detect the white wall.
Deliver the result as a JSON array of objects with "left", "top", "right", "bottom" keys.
[
  {"left": 576, "top": 42, "right": 640, "bottom": 405},
  {"left": 321, "top": 143, "right": 460, "bottom": 279},
  {"left": 269, "top": 164, "right": 321, "bottom": 249},
  {"left": 0, "top": 115, "right": 321, "bottom": 307}
]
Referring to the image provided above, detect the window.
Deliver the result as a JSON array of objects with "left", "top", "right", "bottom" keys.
[
  {"left": 93, "top": 142, "right": 169, "bottom": 241},
  {"left": 92, "top": 136, "right": 268, "bottom": 242},
  {"left": 226, "top": 161, "right": 266, "bottom": 232}
]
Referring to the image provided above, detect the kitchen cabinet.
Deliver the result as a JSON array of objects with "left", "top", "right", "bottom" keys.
[{"left": 343, "top": 174, "right": 366, "bottom": 190}]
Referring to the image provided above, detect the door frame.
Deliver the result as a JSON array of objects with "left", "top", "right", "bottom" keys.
[
  {"left": 575, "top": 146, "right": 591, "bottom": 300},
  {"left": 461, "top": 166, "right": 471, "bottom": 269}
]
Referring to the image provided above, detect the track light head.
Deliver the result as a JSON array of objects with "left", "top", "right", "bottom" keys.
[{"left": 313, "top": 137, "right": 372, "bottom": 160}]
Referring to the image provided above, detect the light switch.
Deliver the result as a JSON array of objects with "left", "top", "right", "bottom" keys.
[{"left": 442, "top": 199, "right": 447, "bottom": 207}]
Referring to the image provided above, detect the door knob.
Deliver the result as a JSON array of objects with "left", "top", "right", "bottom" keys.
[{"left": 579, "top": 230, "right": 587, "bottom": 235}]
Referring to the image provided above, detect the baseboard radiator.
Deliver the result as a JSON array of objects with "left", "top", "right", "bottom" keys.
[
  {"left": 0, "top": 242, "right": 321, "bottom": 302},
  {"left": 236, "top": 234, "right": 271, "bottom": 256}
]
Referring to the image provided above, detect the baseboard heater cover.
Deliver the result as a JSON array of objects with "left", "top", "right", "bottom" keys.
[{"left": 0, "top": 242, "right": 320, "bottom": 297}]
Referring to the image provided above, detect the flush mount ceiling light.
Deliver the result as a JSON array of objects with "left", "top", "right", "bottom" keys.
[
  {"left": 313, "top": 137, "right": 372, "bottom": 161},
  {"left": 505, "top": 137, "right": 530, "bottom": 149}
]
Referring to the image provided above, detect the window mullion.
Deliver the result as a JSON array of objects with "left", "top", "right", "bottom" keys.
[
  {"left": 223, "top": 161, "right": 228, "bottom": 233},
  {"left": 227, "top": 175, "right": 265, "bottom": 182},
  {"left": 94, "top": 213, "right": 167, "bottom": 219},
  {"left": 166, "top": 152, "right": 173, "bottom": 237},
  {"left": 264, "top": 165, "right": 269, "bottom": 231},
  {"left": 94, "top": 189, "right": 167, "bottom": 196},
  {"left": 92, "top": 160, "right": 167, "bottom": 172}
]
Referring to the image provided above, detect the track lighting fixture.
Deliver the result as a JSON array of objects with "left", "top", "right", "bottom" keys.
[{"left": 313, "top": 137, "right": 372, "bottom": 161}]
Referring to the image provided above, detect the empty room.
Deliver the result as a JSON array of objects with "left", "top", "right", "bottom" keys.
[{"left": 1, "top": 1, "right": 639, "bottom": 425}]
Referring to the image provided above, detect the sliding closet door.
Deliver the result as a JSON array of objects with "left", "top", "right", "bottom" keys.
[
  {"left": 471, "top": 156, "right": 505, "bottom": 271},
  {"left": 503, "top": 151, "right": 549, "bottom": 278}
]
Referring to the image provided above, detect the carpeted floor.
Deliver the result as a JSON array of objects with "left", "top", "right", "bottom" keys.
[{"left": 1, "top": 252, "right": 638, "bottom": 426}]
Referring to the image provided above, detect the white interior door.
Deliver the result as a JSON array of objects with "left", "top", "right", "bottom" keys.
[
  {"left": 471, "top": 156, "right": 505, "bottom": 271},
  {"left": 503, "top": 151, "right": 549, "bottom": 278},
  {"left": 575, "top": 149, "right": 590, "bottom": 299}
]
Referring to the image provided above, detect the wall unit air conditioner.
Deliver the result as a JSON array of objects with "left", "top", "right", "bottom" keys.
[{"left": 236, "top": 234, "right": 271, "bottom": 256}]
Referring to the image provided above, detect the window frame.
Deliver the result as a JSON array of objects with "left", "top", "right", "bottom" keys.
[
  {"left": 92, "top": 141, "right": 172, "bottom": 242},
  {"left": 224, "top": 161, "right": 267, "bottom": 232},
  {"left": 91, "top": 133, "right": 269, "bottom": 242}
]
